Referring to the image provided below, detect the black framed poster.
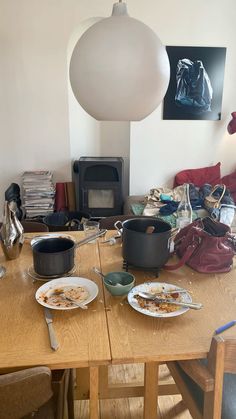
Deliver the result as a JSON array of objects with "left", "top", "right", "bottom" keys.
[{"left": 163, "top": 46, "right": 226, "bottom": 120}]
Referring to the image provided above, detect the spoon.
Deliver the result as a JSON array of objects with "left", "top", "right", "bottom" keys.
[
  {"left": 0, "top": 265, "right": 6, "bottom": 279},
  {"left": 138, "top": 292, "right": 203, "bottom": 310},
  {"left": 93, "top": 267, "right": 123, "bottom": 287},
  {"left": 145, "top": 226, "right": 155, "bottom": 234}
]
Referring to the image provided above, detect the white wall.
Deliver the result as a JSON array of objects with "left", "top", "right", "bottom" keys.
[
  {"left": 0, "top": 0, "right": 235, "bottom": 219},
  {"left": 130, "top": 0, "right": 236, "bottom": 194}
]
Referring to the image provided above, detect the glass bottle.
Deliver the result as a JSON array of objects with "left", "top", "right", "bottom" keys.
[{"left": 176, "top": 183, "right": 192, "bottom": 229}]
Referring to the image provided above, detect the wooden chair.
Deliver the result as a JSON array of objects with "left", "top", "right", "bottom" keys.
[
  {"left": 167, "top": 336, "right": 236, "bottom": 419},
  {"left": 21, "top": 220, "right": 49, "bottom": 233},
  {"left": 0, "top": 367, "right": 74, "bottom": 419}
]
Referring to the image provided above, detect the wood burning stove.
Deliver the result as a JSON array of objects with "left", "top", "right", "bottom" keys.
[{"left": 73, "top": 157, "right": 124, "bottom": 217}]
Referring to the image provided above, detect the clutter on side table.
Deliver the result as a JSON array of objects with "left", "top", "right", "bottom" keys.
[{"left": 22, "top": 171, "right": 55, "bottom": 218}]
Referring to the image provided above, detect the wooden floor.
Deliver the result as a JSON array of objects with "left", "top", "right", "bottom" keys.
[{"left": 74, "top": 364, "right": 193, "bottom": 419}]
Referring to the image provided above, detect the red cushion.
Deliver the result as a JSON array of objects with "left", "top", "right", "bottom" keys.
[
  {"left": 174, "top": 162, "right": 221, "bottom": 187},
  {"left": 221, "top": 171, "right": 236, "bottom": 202}
]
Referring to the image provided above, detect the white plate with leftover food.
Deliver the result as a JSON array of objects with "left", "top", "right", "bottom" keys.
[
  {"left": 127, "top": 282, "right": 192, "bottom": 318},
  {"left": 35, "top": 277, "right": 98, "bottom": 310},
  {"left": 30, "top": 234, "right": 75, "bottom": 247}
]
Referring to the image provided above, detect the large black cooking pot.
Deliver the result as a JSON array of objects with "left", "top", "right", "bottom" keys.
[
  {"left": 115, "top": 217, "right": 173, "bottom": 269},
  {"left": 32, "top": 229, "right": 106, "bottom": 276}
]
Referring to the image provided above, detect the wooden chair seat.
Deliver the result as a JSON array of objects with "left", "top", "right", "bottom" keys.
[
  {"left": 99, "top": 214, "right": 150, "bottom": 230},
  {"left": 21, "top": 220, "right": 49, "bottom": 232}
]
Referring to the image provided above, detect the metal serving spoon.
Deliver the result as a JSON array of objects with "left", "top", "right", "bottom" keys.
[
  {"left": 138, "top": 292, "right": 203, "bottom": 310},
  {"left": 93, "top": 267, "right": 123, "bottom": 287}
]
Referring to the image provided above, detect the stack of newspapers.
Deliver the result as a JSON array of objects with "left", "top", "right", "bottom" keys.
[{"left": 22, "top": 171, "right": 55, "bottom": 218}]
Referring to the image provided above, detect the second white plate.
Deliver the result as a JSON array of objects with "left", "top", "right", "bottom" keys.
[{"left": 127, "top": 282, "right": 192, "bottom": 318}]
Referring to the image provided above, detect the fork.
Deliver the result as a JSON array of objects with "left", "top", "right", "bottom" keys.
[
  {"left": 52, "top": 292, "right": 88, "bottom": 309},
  {"left": 62, "top": 295, "right": 88, "bottom": 309}
]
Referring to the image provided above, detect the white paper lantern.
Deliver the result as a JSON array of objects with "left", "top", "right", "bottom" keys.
[{"left": 69, "top": 2, "right": 170, "bottom": 121}]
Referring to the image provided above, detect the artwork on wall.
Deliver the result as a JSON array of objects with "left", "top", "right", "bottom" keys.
[{"left": 163, "top": 46, "right": 226, "bottom": 121}]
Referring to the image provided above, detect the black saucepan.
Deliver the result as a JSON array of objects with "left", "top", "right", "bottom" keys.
[
  {"left": 115, "top": 217, "right": 177, "bottom": 269},
  {"left": 32, "top": 229, "right": 106, "bottom": 277}
]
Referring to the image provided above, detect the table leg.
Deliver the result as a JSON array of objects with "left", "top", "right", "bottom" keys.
[
  {"left": 143, "top": 362, "right": 159, "bottom": 419},
  {"left": 89, "top": 366, "right": 99, "bottom": 419},
  {"left": 68, "top": 369, "right": 75, "bottom": 419}
]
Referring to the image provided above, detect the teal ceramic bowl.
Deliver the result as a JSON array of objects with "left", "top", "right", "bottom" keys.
[{"left": 103, "top": 272, "right": 135, "bottom": 296}]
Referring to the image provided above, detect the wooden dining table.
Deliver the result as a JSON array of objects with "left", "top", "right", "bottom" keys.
[
  {"left": 98, "top": 231, "right": 236, "bottom": 419},
  {"left": 1, "top": 230, "right": 236, "bottom": 419}
]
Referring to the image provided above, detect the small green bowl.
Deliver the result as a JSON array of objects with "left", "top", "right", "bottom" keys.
[{"left": 103, "top": 272, "right": 135, "bottom": 296}]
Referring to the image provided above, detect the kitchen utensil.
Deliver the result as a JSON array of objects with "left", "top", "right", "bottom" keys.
[
  {"left": 44, "top": 307, "right": 59, "bottom": 351},
  {"left": 151, "top": 288, "right": 187, "bottom": 296},
  {"left": 138, "top": 291, "right": 203, "bottom": 310},
  {"left": 93, "top": 267, "right": 122, "bottom": 286},
  {"left": 114, "top": 218, "right": 177, "bottom": 269},
  {"left": 128, "top": 282, "right": 192, "bottom": 318},
  {"left": 0, "top": 201, "right": 24, "bottom": 260},
  {"left": 29, "top": 233, "right": 75, "bottom": 247},
  {"left": 52, "top": 291, "right": 88, "bottom": 309},
  {"left": 43, "top": 210, "right": 90, "bottom": 232},
  {"left": 32, "top": 229, "right": 106, "bottom": 276},
  {"left": 145, "top": 226, "right": 155, "bottom": 234},
  {"left": 103, "top": 272, "right": 135, "bottom": 296},
  {"left": 0, "top": 265, "right": 6, "bottom": 279},
  {"left": 101, "top": 232, "right": 121, "bottom": 245}
]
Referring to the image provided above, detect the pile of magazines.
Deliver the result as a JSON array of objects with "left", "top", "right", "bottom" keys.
[{"left": 22, "top": 171, "right": 55, "bottom": 218}]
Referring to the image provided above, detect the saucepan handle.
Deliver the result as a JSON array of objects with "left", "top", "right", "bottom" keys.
[
  {"left": 114, "top": 221, "right": 123, "bottom": 235},
  {"left": 75, "top": 229, "right": 107, "bottom": 248}
]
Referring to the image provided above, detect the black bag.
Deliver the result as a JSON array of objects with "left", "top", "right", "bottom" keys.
[{"left": 175, "top": 58, "right": 213, "bottom": 114}]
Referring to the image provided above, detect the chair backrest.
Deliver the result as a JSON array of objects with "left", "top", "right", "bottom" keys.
[
  {"left": 0, "top": 366, "right": 53, "bottom": 419},
  {"left": 99, "top": 214, "right": 150, "bottom": 230},
  {"left": 0, "top": 367, "right": 73, "bottom": 419},
  {"left": 21, "top": 220, "right": 49, "bottom": 233},
  {"left": 168, "top": 335, "right": 236, "bottom": 419}
]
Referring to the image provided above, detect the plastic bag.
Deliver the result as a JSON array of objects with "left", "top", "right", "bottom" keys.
[{"left": 175, "top": 58, "right": 213, "bottom": 114}]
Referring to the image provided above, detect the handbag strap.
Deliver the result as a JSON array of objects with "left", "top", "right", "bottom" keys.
[
  {"left": 210, "top": 184, "right": 226, "bottom": 203},
  {"left": 163, "top": 241, "right": 199, "bottom": 271}
]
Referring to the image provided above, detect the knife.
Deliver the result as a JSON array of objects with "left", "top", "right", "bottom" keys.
[
  {"left": 138, "top": 292, "right": 203, "bottom": 310},
  {"left": 44, "top": 307, "right": 59, "bottom": 351}
]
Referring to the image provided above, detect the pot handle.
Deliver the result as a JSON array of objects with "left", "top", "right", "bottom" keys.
[
  {"left": 168, "top": 227, "right": 179, "bottom": 251},
  {"left": 75, "top": 229, "right": 107, "bottom": 247},
  {"left": 170, "top": 227, "right": 179, "bottom": 239},
  {"left": 114, "top": 221, "right": 123, "bottom": 235}
]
